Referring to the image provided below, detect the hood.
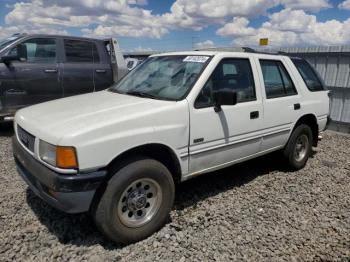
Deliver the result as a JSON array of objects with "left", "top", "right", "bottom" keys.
[{"left": 15, "top": 90, "right": 176, "bottom": 144}]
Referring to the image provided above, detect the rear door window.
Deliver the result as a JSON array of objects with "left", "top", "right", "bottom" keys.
[
  {"left": 292, "top": 58, "right": 325, "bottom": 91},
  {"left": 64, "top": 39, "right": 99, "bottom": 63},
  {"left": 260, "top": 60, "right": 297, "bottom": 99}
]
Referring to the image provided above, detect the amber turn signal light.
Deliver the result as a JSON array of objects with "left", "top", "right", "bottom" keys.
[{"left": 56, "top": 146, "right": 78, "bottom": 169}]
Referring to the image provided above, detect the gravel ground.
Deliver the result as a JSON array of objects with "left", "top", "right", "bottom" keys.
[{"left": 0, "top": 123, "right": 349, "bottom": 261}]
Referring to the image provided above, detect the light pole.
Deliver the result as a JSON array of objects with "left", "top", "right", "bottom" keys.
[{"left": 191, "top": 35, "right": 200, "bottom": 50}]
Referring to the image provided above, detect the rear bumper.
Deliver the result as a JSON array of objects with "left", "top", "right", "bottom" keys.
[{"left": 13, "top": 136, "right": 107, "bottom": 213}]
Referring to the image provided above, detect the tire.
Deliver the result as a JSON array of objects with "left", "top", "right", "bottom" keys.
[
  {"left": 283, "top": 124, "right": 313, "bottom": 170},
  {"left": 93, "top": 157, "right": 175, "bottom": 244}
]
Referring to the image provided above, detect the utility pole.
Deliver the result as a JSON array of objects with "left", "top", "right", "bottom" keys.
[{"left": 191, "top": 35, "right": 199, "bottom": 50}]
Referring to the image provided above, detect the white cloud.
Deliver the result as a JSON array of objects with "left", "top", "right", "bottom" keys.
[
  {"left": 0, "top": 26, "right": 21, "bottom": 39},
  {"left": 162, "top": 0, "right": 279, "bottom": 31},
  {"left": 0, "top": 25, "right": 68, "bottom": 39},
  {"left": 217, "top": 8, "right": 350, "bottom": 47},
  {"left": 0, "top": 0, "right": 342, "bottom": 48},
  {"left": 263, "top": 9, "right": 316, "bottom": 32},
  {"left": 128, "top": 0, "right": 148, "bottom": 5},
  {"left": 217, "top": 17, "right": 256, "bottom": 37},
  {"left": 161, "top": 0, "right": 332, "bottom": 31},
  {"left": 281, "top": 0, "right": 331, "bottom": 12},
  {"left": 194, "top": 40, "right": 215, "bottom": 49},
  {"left": 4, "top": 0, "right": 167, "bottom": 38},
  {"left": 339, "top": 0, "right": 350, "bottom": 10},
  {"left": 133, "top": 46, "right": 153, "bottom": 51},
  {"left": 82, "top": 25, "right": 168, "bottom": 39}
]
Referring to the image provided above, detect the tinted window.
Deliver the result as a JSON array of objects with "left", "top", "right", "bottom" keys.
[
  {"left": 260, "top": 60, "right": 297, "bottom": 99},
  {"left": 64, "top": 40, "right": 99, "bottom": 63},
  {"left": 292, "top": 58, "right": 325, "bottom": 91},
  {"left": 92, "top": 44, "right": 100, "bottom": 63},
  {"left": 195, "top": 58, "right": 256, "bottom": 108},
  {"left": 10, "top": 38, "right": 56, "bottom": 63}
]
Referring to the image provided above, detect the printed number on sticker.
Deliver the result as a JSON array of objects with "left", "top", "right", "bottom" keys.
[{"left": 183, "top": 56, "right": 209, "bottom": 63}]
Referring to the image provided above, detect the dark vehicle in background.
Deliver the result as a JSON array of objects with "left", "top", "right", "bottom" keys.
[
  {"left": 125, "top": 57, "right": 143, "bottom": 71},
  {"left": 0, "top": 34, "right": 128, "bottom": 122}
]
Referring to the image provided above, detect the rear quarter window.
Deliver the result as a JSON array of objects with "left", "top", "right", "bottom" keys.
[{"left": 292, "top": 58, "right": 325, "bottom": 91}]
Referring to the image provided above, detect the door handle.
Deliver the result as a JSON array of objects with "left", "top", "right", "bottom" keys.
[
  {"left": 5, "top": 89, "right": 26, "bottom": 95},
  {"left": 294, "top": 103, "right": 301, "bottom": 110},
  {"left": 95, "top": 69, "right": 106, "bottom": 73},
  {"left": 44, "top": 69, "right": 58, "bottom": 73},
  {"left": 250, "top": 111, "right": 259, "bottom": 119}
]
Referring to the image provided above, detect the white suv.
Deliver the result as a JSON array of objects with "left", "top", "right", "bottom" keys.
[{"left": 13, "top": 51, "right": 330, "bottom": 244}]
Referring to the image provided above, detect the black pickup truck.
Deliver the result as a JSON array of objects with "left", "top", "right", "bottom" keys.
[{"left": 0, "top": 34, "right": 128, "bottom": 122}]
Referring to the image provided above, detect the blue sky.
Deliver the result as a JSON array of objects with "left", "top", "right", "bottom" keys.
[{"left": 0, "top": 0, "right": 349, "bottom": 51}]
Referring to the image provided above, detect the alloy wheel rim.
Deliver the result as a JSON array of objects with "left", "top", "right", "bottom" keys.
[
  {"left": 117, "top": 178, "right": 162, "bottom": 228},
  {"left": 294, "top": 134, "right": 309, "bottom": 162}
]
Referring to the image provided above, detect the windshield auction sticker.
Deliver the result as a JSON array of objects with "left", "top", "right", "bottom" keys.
[{"left": 183, "top": 56, "right": 209, "bottom": 63}]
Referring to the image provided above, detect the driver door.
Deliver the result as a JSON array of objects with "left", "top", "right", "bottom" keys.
[
  {"left": 189, "top": 57, "right": 263, "bottom": 174},
  {"left": 1, "top": 37, "right": 62, "bottom": 113}
]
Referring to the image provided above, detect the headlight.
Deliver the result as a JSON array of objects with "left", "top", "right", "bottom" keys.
[
  {"left": 39, "top": 140, "right": 56, "bottom": 166},
  {"left": 39, "top": 140, "right": 78, "bottom": 169}
]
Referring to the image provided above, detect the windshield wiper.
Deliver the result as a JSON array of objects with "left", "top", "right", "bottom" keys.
[{"left": 125, "top": 90, "right": 158, "bottom": 99}]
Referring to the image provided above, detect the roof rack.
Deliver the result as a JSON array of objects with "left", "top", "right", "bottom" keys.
[
  {"left": 194, "top": 47, "right": 256, "bottom": 53},
  {"left": 195, "top": 46, "right": 290, "bottom": 56}
]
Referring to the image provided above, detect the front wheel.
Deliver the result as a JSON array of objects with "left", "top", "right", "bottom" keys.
[
  {"left": 93, "top": 158, "right": 175, "bottom": 244},
  {"left": 284, "top": 124, "right": 313, "bottom": 170}
]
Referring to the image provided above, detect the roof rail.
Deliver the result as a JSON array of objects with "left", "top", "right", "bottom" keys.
[
  {"left": 194, "top": 47, "right": 257, "bottom": 53},
  {"left": 194, "top": 47, "right": 291, "bottom": 56},
  {"left": 194, "top": 46, "right": 300, "bottom": 57}
]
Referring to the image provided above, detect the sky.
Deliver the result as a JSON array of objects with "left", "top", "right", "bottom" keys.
[{"left": 0, "top": 0, "right": 350, "bottom": 52}]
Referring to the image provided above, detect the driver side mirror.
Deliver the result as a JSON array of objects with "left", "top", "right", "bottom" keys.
[
  {"left": 0, "top": 44, "right": 26, "bottom": 65},
  {"left": 213, "top": 89, "right": 237, "bottom": 113},
  {"left": 0, "top": 54, "right": 20, "bottom": 65}
]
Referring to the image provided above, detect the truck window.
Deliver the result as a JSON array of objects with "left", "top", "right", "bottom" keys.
[
  {"left": 291, "top": 58, "right": 325, "bottom": 91},
  {"left": 195, "top": 58, "right": 256, "bottom": 108},
  {"left": 9, "top": 38, "right": 56, "bottom": 63},
  {"left": 64, "top": 40, "right": 99, "bottom": 63},
  {"left": 260, "top": 60, "right": 297, "bottom": 99}
]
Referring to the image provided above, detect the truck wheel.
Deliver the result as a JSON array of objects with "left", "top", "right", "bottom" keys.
[
  {"left": 94, "top": 158, "right": 175, "bottom": 244},
  {"left": 284, "top": 124, "right": 313, "bottom": 170}
]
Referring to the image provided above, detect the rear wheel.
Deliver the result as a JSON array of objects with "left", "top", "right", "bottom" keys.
[
  {"left": 284, "top": 124, "right": 313, "bottom": 170},
  {"left": 93, "top": 158, "right": 175, "bottom": 244}
]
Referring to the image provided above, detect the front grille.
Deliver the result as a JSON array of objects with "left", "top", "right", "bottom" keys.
[{"left": 17, "top": 125, "right": 35, "bottom": 153}]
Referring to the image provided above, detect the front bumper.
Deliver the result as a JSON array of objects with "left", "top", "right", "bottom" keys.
[{"left": 12, "top": 136, "right": 107, "bottom": 213}]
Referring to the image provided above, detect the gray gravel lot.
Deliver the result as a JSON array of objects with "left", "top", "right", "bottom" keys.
[{"left": 0, "top": 123, "right": 349, "bottom": 261}]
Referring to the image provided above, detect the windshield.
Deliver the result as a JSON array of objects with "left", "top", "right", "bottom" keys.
[
  {"left": 0, "top": 35, "right": 21, "bottom": 51},
  {"left": 110, "top": 55, "right": 210, "bottom": 100}
]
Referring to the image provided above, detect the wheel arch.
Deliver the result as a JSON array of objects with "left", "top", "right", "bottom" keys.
[
  {"left": 292, "top": 114, "right": 319, "bottom": 146},
  {"left": 106, "top": 143, "right": 182, "bottom": 183},
  {"left": 90, "top": 143, "right": 182, "bottom": 213}
]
